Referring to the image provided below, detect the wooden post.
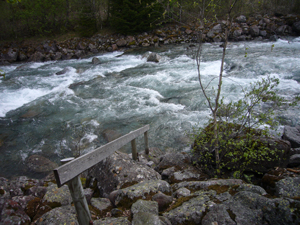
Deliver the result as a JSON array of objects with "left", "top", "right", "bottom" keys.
[
  {"left": 144, "top": 131, "right": 149, "bottom": 155},
  {"left": 68, "top": 176, "right": 92, "bottom": 225},
  {"left": 61, "top": 158, "right": 92, "bottom": 225},
  {"left": 131, "top": 139, "right": 137, "bottom": 160}
]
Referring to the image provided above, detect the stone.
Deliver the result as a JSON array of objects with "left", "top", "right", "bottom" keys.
[
  {"left": 25, "top": 155, "right": 58, "bottom": 173},
  {"left": 42, "top": 183, "right": 72, "bottom": 208},
  {"left": 236, "top": 183, "right": 267, "bottom": 195},
  {"left": 88, "top": 151, "right": 161, "bottom": 197},
  {"left": 52, "top": 52, "right": 62, "bottom": 60},
  {"left": 8, "top": 176, "right": 40, "bottom": 197},
  {"left": 169, "top": 168, "right": 201, "bottom": 184},
  {"left": 147, "top": 53, "right": 161, "bottom": 63},
  {"left": 155, "top": 152, "right": 191, "bottom": 173},
  {"left": 270, "top": 35, "right": 279, "bottom": 41},
  {"left": 250, "top": 25, "right": 260, "bottom": 37},
  {"left": 1, "top": 48, "right": 19, "bottom": 62},
  {"left": 0, "top": 199, "right": 31, "bottom": 225},
  {"left": 92, "top": 57, "right": 101, "bottom": 65},
  {"left": 275, "top": 177, "right": 300, "bottom": 198},
  {"left": 293, "top": 21, "right": 300, "bottom": 34},
  {"left": 202, "top": 204, "right": 235, "bottom": 225},
  {"left": 163, "top": 191, "right": 211, "bottom": 224},
  {"left": 112, "top": 44, "right": 118, "bottom": 51},
  {"left": 236, "top": 15, "right": 247, "bottom": 23},
  {"left": 43, "top": 41, "right": 58, "bottom": 53},
  {"left": 277, "top": 25, "right": 292, "bottom": 34},
  {"left": 132, "top": 212, "right": 162, "bottom": 225},
  {"left": 56, "top": 67, "right": 70, "bottom": 75},
  {"left": 91, "top": 198, "right": 113, "bottom": 216},
  {"left": 113, "top": 180, "right": 171, "bottom": 208},
  {"left": 131, "top": 199, "right": 159, "bottom": 215},
  {"left": 29, "top": 51, "right": 45, "bottom": 62},
  {"left": 289, "top": 154, "right": 300, "bottom": 167},
  {"left": 116, "top": 39, "right": 127, "bottom": 47},
  {"left": 282, "top": 126, "right": 300, "bottom": 148},
  {"left": 93, "top": 217, "right": 131, "bottom": 225},
  {"left": 172, "top": 179, "right": 244, "bottom": 192},
  {"left": 260, "top": 30, "right": 267, "bottom": 37},
  {"left": 174, "top": 187, "right": 191, "bottom": 198},
  {"left": 34, "top": 205, "right": 78, "bottom": 225},
  {"left": 152, "top": 192, "right": 173, "bottom": 212}
]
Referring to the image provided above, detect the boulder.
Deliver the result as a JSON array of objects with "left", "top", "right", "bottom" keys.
[
  {"left": 250, "top": 25, "right": 260, "bottom": 37},
  {"left": 91, "top": 198, "right": 113, "bottom": 216},
  {"left": 42, "top": 183, "right": 72, "bottom": 208},
  {"left": 152, "top": 192, "right": 173, "bottom": 212},
  {"left": 1, "top": 48, "right": 19, "bottom": 62},
  {"left": 25, "top": 155, "right": 58, "bottom": 173},
  {"left": 34, "top": 205, "right": 78, "bottom": 225},
  {"left": 277, "top": 25, "right": 292, "bottom": 34},
  {"left": 131, "top": 199, "right": 159, "bottom": 215},
  {"left": 43, "top": 41, "right": 58, "bottom": 53},
  {"left": 88, "top": 151, "right": 161, "bottom": 197},
  {"left": 0, "top": 200, "right": 31, "bottom": 225},
  {"left": 92, "top": 57, "right": 101, "bottom": 65},
  {"left": 289, "top": 154, "right": 300, "bottom": 167},
  {"left": 93, "top": 217, "right": 131, "bottom": 225},
  {"left": 172, "top": 179, "right": 244, "bottom": 192},
  {"left": 293, "top": 21, "right": 300, "bottom": 34},
  {"left": 113, "top": 180, "right": 171, "bottom": 208},
  {"left": 174, "top": 187, "right": 191, "bottom": 198},
  {"left": 282, "top": 126, "right": 300, "bottom": 148},
  {"left": 207, "top": 24, "right": 223, "bottom": 38},
  {"left": 155, "top": 152, "right": 191, "bottom": 173},
  {"left": 116, "top": 39, "right": 127, "bottom": 47},
  {"left": 132, "top": 212, "right": 162, "bottom": 225},
  {"left": 29, "top": 51, "right": 45, "bottom": 62},
  {"left": 163, "top": 191, "right": 212, "bottom": 224},
  {"left": 275, "top": 177, "right": 300, "bottom": 198},
  {"left": 236, "top": 15, "right": 247, "bottom": 23},
  {"left": 147, "top": 52, "right": 161, "bottom": 63},
  {"left": 8, "top": 176, "right": 40, "bottom": 197}
]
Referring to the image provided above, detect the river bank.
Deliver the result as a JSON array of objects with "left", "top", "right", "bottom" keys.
[
  {"left": 1, "top": 124, "right": 300, "bottom": 224},
  {"left": 1, "top": 14, "right": 300, "bottom": 65}
]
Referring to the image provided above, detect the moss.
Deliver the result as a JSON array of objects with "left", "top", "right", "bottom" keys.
[
  {"left": 165, "top": 196, "right": 196, "bottom": 212},
  {"left": 0, "top": 189, "right": 5, "bottom": 195},
  {"left": 120, "top": 181, "right": 139, "bottom": 189},
  {"left": 207, "top": 185, "right": 230, "bottom": 194}
]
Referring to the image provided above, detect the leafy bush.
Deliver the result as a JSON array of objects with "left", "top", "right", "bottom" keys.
[{"left": 192, "top": 76, "right": 291, "bottom": 178}]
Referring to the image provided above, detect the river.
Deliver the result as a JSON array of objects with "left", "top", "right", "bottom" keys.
[{"left": 0, "top": 38, "right": 300, "bottom": 178}]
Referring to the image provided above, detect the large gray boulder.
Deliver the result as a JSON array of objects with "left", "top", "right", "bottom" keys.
[
  {"left": 112, "top": 180, "right": 171, "bottom": 208},
  {"left": 88, "top": 151, "right": 161, "bottom": 197},
  {"left": 275, "top": 177, "right": 300, "bottom": 198},
  {"left": 147, "top": 53, "right": 161, "bottom": 63},
  {"left": 42, "top": 183, "right": 72, "bottom": 208},
  {"left": 34, "top": 205, "right": 78, "bottom": 225},
  {"left": 94, "top": 217, "right": 131, "bottom": 225},
  {"left": 293, "top": 21, "right": 300, "bottom": 34},
  {"left": 282, "top": 126, "right": 300, "bottom": 148},
  {"left": 250, "top": 25, "right": 260, "bottom": 37}
]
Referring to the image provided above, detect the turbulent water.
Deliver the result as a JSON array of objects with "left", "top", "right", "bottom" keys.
[{"left": 1, "top": 38, "right": 300, "bottom": 178}]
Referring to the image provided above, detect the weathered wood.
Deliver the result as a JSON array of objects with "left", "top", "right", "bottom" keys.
[
  {"left": 54, "top": 124, "right": 150, "bottom": 187},
  {"left": 131, "top": 139, "right": 137, "bottom": 160},
  {"left": 144, "top": 131, "right": 149, "bottom": 155},
  {"left": 67, "top": 176, "right": 92, "bottom": 225}
]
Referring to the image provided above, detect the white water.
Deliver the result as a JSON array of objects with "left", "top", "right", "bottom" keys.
[{"left": 0, "top": 39, "right": 300, "bottom": 178}]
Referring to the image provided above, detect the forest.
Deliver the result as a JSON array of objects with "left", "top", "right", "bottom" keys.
[{"left": 0, "top": 0, "right": 300, "bottom": 40}]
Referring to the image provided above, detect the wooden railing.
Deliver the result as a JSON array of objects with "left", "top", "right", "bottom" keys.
[{"left": 53, "top": 124, "right": 150, "bottom": 225}]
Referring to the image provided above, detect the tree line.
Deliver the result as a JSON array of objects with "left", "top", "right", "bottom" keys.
[{"left": 0, "top": 0, "right": 299, "bottom": 40}]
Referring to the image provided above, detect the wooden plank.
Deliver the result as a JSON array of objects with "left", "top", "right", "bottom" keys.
[{"left": 54, "top": 124, "right": 150, "bottom": 187}]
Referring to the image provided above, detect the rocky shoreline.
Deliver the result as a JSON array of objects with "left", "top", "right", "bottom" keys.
[
  {"left": 0, "top": 125, "right": 300, "bottom": 224},
  {"left": 1, "top": 14, "right": 300, "bottom": 65}
]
